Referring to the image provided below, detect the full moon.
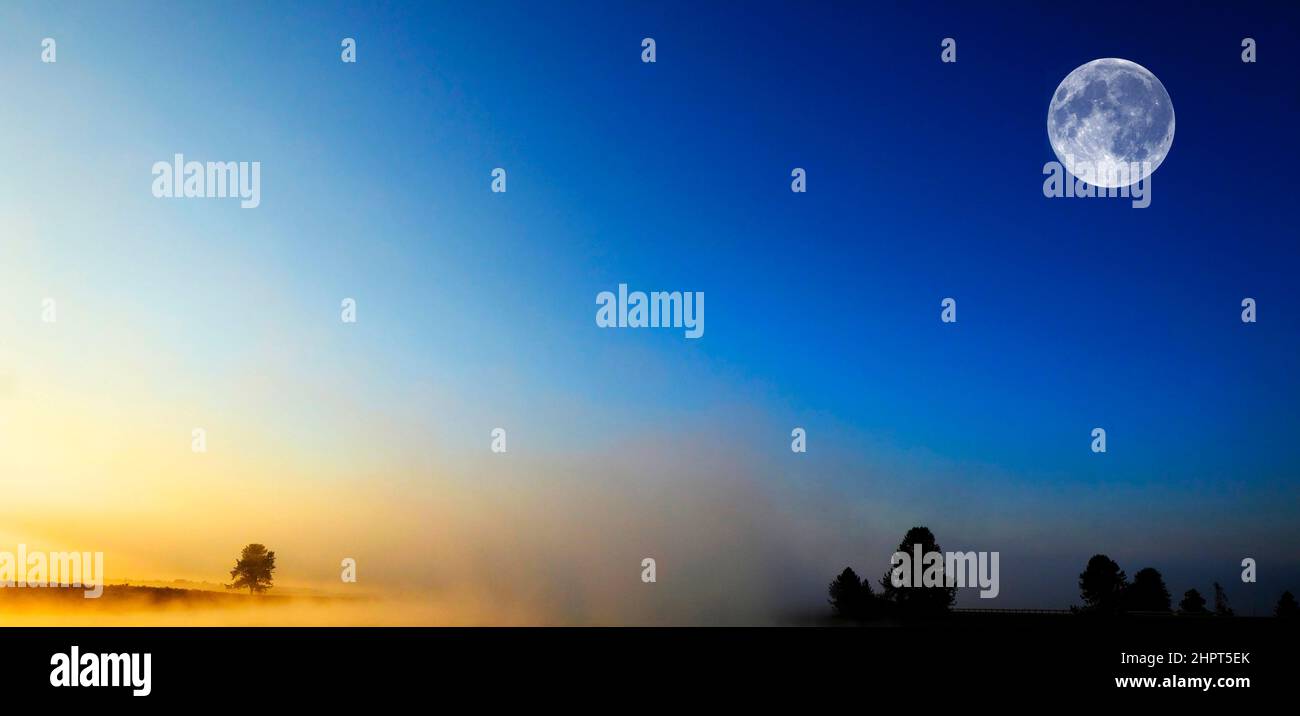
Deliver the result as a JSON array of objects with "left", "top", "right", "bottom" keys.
[{"left": 1047, "top": 58, "right": 1175, "bottom": 188}]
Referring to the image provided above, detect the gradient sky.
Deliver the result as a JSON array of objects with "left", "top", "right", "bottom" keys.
[{"left": 1, "top": 1, "right": 1297, "bottom": 622}]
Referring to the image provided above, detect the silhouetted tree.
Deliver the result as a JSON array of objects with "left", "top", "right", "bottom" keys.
[
  {"left": 1126, "top": 567, "right": 1172, "bottom": 612},
  {"left": 1213, "top": 582, "right": 1234, "bottom": 617},
  {"left": 878, "top": 526, "right": 955, "bottom": 617},
  {"left": 1179, "top": 588, "right": 1208, "bottom": 615},
  {"left": 828, "top": 567, "right": 875, "bottom": 619},
  {"left": 227, "top": 543, "right": 276, "bottom": 595},
  {"left": 1275, "top": 591, "right": 1298, "bottom": 618},
  {"left": 1078, "top": 554, "right": 1127, "bottom": 613}
]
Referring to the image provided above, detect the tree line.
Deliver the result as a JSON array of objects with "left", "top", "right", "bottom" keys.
[
  {"left": 828, "top": 527, "right": 1299, "bottom": 620},
  {"left": 1074, "top": 553, "right": 1295, "bottom": 617}
]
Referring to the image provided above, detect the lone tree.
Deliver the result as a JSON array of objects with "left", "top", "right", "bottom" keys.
[
  {"left": 1126, "top": 567, "right": 1172, "bottom": 612},
  {"left": 878, "top": 526, "right": 955, "bottom": 617},
  {"left": 228, "top": 543, "right": 276, "bottom": 595},
  {"left": 1276, "top": 591, "right": 1298, "bottom": 618},
  {"left": 828, "top": 567, "right": 875, "bottom": 619},
  {"left": 1078, "top": 555, "right": 1127, "bottom": 613},
  {"left": 1212, "top": 582, "right": 1234, "bottom": 617},
  {"left": 1179, "top": 588, "right": 1208, "bottom": 615}
]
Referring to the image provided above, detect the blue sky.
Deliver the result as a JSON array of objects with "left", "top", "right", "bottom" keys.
[{"left": 2, "top": 1, "right": 1297, "bottom": 617}]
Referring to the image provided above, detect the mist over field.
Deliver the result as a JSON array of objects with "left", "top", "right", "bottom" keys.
[
  {"left": 3, "top": 433, "right": 1295, "bottom": 625},
  {"left": 0, "top": 586, "right": 437, "bottom": 626}
]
